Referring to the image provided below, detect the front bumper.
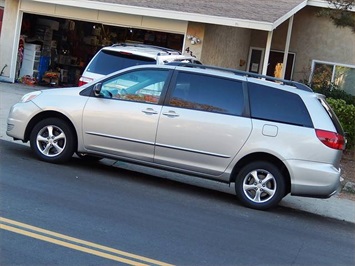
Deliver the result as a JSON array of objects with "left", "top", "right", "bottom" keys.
[{"left": 6, "top": 101, "right": 41, "bottom": 141}]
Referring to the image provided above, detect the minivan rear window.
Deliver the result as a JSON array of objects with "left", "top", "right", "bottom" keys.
[
  {"left": 319, "top": 98, "right": 344, "bottom": 135},
  {"left": 86, "top": 50, "right": 156, "bottom": 75},
  {"left": 248, "top": 83, "right": 313, "bottom": 127}
]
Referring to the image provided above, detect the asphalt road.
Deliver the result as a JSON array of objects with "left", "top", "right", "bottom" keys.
[{"left": 1, "top": 139, "right": 355, "bottom": 266}]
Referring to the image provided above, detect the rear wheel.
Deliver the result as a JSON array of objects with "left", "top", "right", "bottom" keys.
[
  {"left": 30, "top": 118, "right": 75, "bottom": 163},
  {"left": 235, "top": 161, "right": 285, "bottom": 210}
]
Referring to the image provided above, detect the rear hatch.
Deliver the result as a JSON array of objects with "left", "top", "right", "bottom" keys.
[{"left": 78, "top": 50, "right": 156, "bottom": 86}]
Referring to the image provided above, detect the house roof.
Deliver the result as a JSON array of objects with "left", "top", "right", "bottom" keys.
[
  {"left": 31, "top": 0, "right": 332, "bottom": 31},
  {"left": 87, "top": 0, "right": 310, "bottom": 30}
]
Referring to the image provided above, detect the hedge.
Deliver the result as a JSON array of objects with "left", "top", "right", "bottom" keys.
[
  {"left": 309, "top": 82, "right": 355, "bottom": 150},
  {"left": 326, "top": 98, "right": 355, "bottom": 150}
]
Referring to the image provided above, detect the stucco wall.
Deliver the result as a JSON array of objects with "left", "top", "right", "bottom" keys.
[
  {"left": 249, "top": 6, "right": 355, "bottom": 82},
  {"left": 201, "top": 24, "right": 251, "bottom": 70},
  {"left": 183, "top": 22, "right": 205, "bottom": 60},
  {"left": 0, "top": 0, "right": 20, "bottom": 82},
  {"left": 291, "top": 6, "right": 355, "bottom": 82}
]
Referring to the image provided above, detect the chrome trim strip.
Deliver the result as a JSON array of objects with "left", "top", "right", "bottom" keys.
[
  {"left": 86, "top": 132, "right": 230, "bottom": 158},
  {"left": 155, "top": 143, "right": 230, "bottom": 158},
  {"left": 86, "top": 131, "right": 155, "bottom": 146}
]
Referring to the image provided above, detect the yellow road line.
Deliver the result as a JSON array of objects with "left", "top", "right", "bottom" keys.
[
  {"left": 1, "top": 224, "right": 148, "bottom": 266},
  {"left": 0, "top": 217, "right": 174, "bottom": 266}
]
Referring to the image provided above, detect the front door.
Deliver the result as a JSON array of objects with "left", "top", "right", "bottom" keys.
[
  {"left": 248, "top": 48, "right": 295, "bottom": 79},
  {"left": 267, "top": 51, "right": 295, "bottom": 80},
  {"left": 82, "top": 68, "right": 171, "bottom": 161}
]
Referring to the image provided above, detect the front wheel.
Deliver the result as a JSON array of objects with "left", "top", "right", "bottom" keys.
[
  {"left": 235, "top": 161, "right": 285, "bottom": 210},
  {"left": 30, "top": 118, "right": 75, "bottom": 163}
]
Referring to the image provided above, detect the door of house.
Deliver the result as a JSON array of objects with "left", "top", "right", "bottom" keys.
[
  {"left": 247, "top": 47, "right": 264, "bottom": 74},
  {"left": 267, "top": 51, "right": 295, "bottom": 80},
  {"left": 248, "top": 48, "right": 295, "bottom": 80}
]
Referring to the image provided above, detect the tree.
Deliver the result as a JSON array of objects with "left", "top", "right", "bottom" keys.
[{"left": 318, "top": 0, "right": 355, "bottom": 32}]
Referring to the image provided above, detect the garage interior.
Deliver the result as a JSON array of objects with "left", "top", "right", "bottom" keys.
[{"left": 17, "top": 13, "right": 184, "bottom": 87}]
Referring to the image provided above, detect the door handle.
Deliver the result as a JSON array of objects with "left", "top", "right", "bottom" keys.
[
  {"left": 142, "top": 108, "right": 158, "bottom": 115},
  {"left": 162, "top": 111, "right": 179, "bottom": 117}
]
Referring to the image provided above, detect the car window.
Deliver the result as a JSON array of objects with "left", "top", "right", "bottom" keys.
[
  {"left": 168, "top": 72, "right": 244, "bottom": 116},
  {"left": 87, "top": 50, "right": 156, "bottom": 75},
  {"left": 248, "top": 82, "right": 313, "bottom": 127},
  {"left": 319, "top": 97, "right": 344, "bottom": 135},
  {"left": 100, "top": 69, "right": 170, "bottom": 104}
]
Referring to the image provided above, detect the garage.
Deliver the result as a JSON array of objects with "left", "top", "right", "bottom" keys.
[{"left": 17, "top": 12, "right": 185, "bottom": 87}]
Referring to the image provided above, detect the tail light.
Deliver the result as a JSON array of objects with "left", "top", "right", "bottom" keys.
[
  {"left": 78, "top": 76, "right": 93, "bottom": 86},
  {"left": 316, "top": 129, "right": 346, "bottom": 150}
]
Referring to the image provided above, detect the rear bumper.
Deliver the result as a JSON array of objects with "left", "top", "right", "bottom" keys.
[{"left": 286, "top": 159, "right": 341, "bottom": 198}]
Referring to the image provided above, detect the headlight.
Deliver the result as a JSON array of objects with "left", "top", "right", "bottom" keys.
[{"left": 20, "top": 91, "right": 42, "bottom": 103}]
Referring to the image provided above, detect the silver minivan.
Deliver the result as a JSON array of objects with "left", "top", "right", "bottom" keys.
[{"left": 7, "top": 64, "right": 345, "bottom": 210}]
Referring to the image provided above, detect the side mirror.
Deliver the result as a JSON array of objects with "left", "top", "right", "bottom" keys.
[{"left": 93, "top": 83, "right": 102, "bottom": 96}]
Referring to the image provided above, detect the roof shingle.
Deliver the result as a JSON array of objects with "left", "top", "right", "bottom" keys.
[{"left": 88, "top": 0, "right": 306, "bottom": 23}]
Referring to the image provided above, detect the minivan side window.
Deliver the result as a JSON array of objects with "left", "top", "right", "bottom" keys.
[
  {"left": 100, "top": 69, "right": 170, "bottom": 104},
  {"left": 168, "top": 72, "right": 244, "bottom": 116},
  {"left": 248, "top": 83, "right": 313, "bottom": 127}
]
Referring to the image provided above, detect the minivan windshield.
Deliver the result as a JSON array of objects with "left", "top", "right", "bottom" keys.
[{"left": 86, "top": 50, "right": 156, "bottom": 75}]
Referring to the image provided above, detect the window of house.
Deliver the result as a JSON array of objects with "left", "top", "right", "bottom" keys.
[
  {"left": 168, "top": 72, "right": 244, "bottom": 116},
  {"left": 310, "top": 60, "right": 355, "bottom": 96}
]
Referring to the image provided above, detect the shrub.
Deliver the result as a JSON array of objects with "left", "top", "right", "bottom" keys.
[
  {"left": 312, "top": 82, "right": 355, "bottom": 105},
  {"left": 326, "top": 98, "right": 355, "bottom": 149}
]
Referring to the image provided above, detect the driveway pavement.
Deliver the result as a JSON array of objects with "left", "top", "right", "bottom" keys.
[{"left": 1, "top": 81, "right": 354, "bottom": 223}]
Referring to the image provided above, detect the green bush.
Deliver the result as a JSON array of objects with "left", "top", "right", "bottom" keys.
[
  {"left": 326, "top": 98, "right": 355, "bottom": 150},
  {"left": 312, "top": 82, "right": 355, "bottom": 105},
  {"left": 307, "top": 81, "right": 355, "bottom": 150}
]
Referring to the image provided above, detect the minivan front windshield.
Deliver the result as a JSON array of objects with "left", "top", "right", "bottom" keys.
[{"left": 86, "top": 50, "right": 156, "bottom": 75}]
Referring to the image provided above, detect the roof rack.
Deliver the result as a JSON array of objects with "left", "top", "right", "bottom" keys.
[
  {"left": 168, "top": 62, "right": 313, "bottom": 92},
  {"left": 111, "top": 43, "right": 182, "bottom": 56}
]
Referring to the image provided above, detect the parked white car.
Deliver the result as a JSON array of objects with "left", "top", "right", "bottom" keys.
[{"left": 78, "top": 43, "right": 201, "bottom": 86}]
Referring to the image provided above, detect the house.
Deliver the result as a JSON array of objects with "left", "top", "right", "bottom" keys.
[{"left": 0, "top": 0, "right": 354, "bottom": 95}]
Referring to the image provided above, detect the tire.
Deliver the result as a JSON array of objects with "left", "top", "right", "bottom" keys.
[
  {"left": 235, "top": 161, "right": 285, "bottom": 210},
  {"left": 30, "top": 118, "right": 75, "bottom": 163}
]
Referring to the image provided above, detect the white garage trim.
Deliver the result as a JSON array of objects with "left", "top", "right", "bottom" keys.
[{"left": 19, "top": 0, "right": 187, "bottom": 33}]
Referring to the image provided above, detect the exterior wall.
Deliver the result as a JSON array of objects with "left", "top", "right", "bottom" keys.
[
  {"left": 249, "top": 6, "right": 355, "bottom": 83},
  {"left": 0, "top": 0, "right": 21, "bottom": 82},
  {"left": 201, "top": 24, "right": 251, "bottom": 70},
  {"left": 183, "top": 22, "right": 205, "bottom": 60},
  {"left": 290, "top": 6, "right": 355, "bottom": 82},
  {"left": 250, "top": 22, "right": 289, "bottom": 51}
]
